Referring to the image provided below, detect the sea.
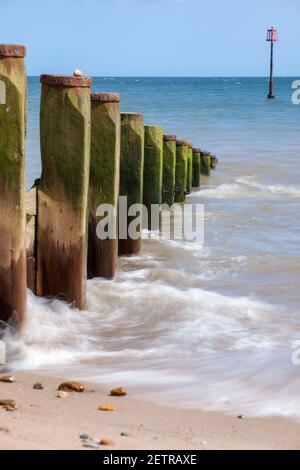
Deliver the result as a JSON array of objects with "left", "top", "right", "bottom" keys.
[{"left": 4, "top": 76, "right": 300, "bottom": 419}]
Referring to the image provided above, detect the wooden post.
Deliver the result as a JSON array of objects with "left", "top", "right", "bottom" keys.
[
  {"left": 201, "top": 151, "right": 211, "bottom": 177},
  {"left": 119, "top": 113, "right": 144, "bottom": 256},
  {"left": 88, "top": 93, "right": 120, "bottom": 279},
  {"left": 174, "top": 140, "right": 188, "bottom": 203},
  {"left": 26, "top": 187, "right": 37, "bottom": 293},
  {"left": 163, "top": 135, "right": 176, "bottom": 207},
  {"left": 186, "top": 144, "right": 193, "bottom": 194},
  {"left": 192, "top": 148, "right": 201, "bottom": 188},
  {"left": 36, "top": 75, "right": 92, "bottom": 309},
  {"left": 0, "top": 45, "right": 27, "bottom": 327},
  {"left": 143, "top": 125, "right": 164, "bottom": 229}
]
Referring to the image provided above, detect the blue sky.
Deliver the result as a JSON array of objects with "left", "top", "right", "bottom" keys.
[{"left": 1, "top": 0, "right": 299, "bottom": 76}]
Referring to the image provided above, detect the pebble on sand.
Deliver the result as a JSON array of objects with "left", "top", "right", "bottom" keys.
[
  {"left": 58, "top": 382, "right": 85, "bottom": 393},
  {"left": 110, "top": 387, "right": 127, "bottom": 397},
  {"left": 99, "top": 438, "right": 115, "bottom": 446},
  {"left": 98, "top": 405, "right": 117, "bottom": 412},
  {"left": 80, "top": 434, "right": 91, "bottom": 441},
  {"left": 33, "top": 383, "right": 44, "bottom": 390},
  {"left": 56, "top": 391, "right": 68, "bottom": 399},
  {"left": 0, "top": 376, "right": 15, "bottom": 384},
  {"left": 238, "top": 415, "right": 246, "bottom": 420},
  {"left": 0, "top": 400, "right": 18, "bottom": 411}
]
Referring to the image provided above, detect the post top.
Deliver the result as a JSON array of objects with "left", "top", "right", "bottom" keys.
[
  {"left": 164, "top": 135, "right": 177, "bottom": 142},
  {"left": 145, "top": 125, "right": 164, "bottom": 131},
  {"left": 201, "top": 151, "right": 211, "bottom": 156},
  {"left": 0, "top": 44, "right": 26, "bottom": 58},
  {"left": 40, "top": 74, "right": 92, "bottom": 88},
  {"left": 121, "top": 112, "right": 144, "bottom": 121},
  {"left": 181, "top": 140, "right": 192, "bottom": 148},
  {"left": 91, "top": 92, "right": 120, "bottom": 103},
  {"left": 192, "top": 148, "right": 201, "bottom": 153},
  {"left": 176, "top": 140, "right": 189, "bottom": 147}
]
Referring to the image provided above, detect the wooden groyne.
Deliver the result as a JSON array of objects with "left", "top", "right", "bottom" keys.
[
  {"left": 0, "top": 43, "right": 218, "bottom": 329},
  {"left": 36, "top": 74, "right": 92, "bottom": 309},
  {"left": 119, "top": 113, "right": 145, "bottom": 256},
  {"left": 174, "top": 141, "right": 188, "bottom": 203},
  {"left": 143, "top": 125, "right": 164, "bottom": 230},
  {"left": 192, "top": 148, "right": 201, "bottom": 188},
  {"left": 0, "top": 45, "right": 27, "bottom": 327},
  {"left": 162, "top": 135, "right": 176, "bottom": 207},
  {"left": 88, "top": 92, "right": 120, "bottom": 280}
]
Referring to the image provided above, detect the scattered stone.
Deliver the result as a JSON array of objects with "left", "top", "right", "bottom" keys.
[
  {"left": 200, "top": 441, "right": 208, "bottom": 446},
  {"left": 98, "top": 404, "right": 116, "bottom": 412},
  {"left": 99, "top": 438, "right": 115, "bottom": 446},
  {"left": 120, "top": 432, "right": 130, "bottom": 437},
  {"left": 73, "top": 69, "right": 83, "bottom": 77},
  {"left": 80, "top": 434, "right": 92, "bottom": 441},
  {"left": 0, "top": 400, "right": 18, "bottom": 411},
  {"left": 56, "top": 391, "right": 68, "bottom": 399},
  {"left": 237, "top": 415, "right": 245, "bottom": 420},
  {"left": 58, "top": 382, "right": 85, "bottom": 393},
  {"left": 0, "top": 427, "right": 9, "bottom": 434},
  {"left": 33, "top": 383, "right": 44, "bottom": 390},
  {"left": 83, "top": 443, "right": 99, "bottom": 450},
  {"left": 0, "top": 376, "right": 15, "bottom": 384},
  {"left": 110, "top": 387, "right": 127, "bottom": 397}
]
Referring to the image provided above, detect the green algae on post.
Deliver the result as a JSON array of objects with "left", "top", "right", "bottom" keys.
[
  {"left": 88, "top": 93, "right": 120, "bottom": 279},
  {"left": 119, "top": 113, "right": 144, "bottom": 256},
  {"left": 143, "top": 125, "right": 164, "bottom": 230},
  {"left": 186, "top": 144, "right": 193, "bottom": 194},
  {"left": 175, "top": 141, "right": 188, "bottom": 203},
  {"left": 201, "top": 151, "right": 211, "bottom": 176},
  {"left": 0, "top": 44, "right": 27, "bottom": 327},
  {"left": 36, "top": 74, "right": 92, "bottom": 309},
  {"left": 163, "top": 135, "right": 176, "bottom": 207},
  {"left": 192, "top": 148, "right": 201, "bottom": 188}
]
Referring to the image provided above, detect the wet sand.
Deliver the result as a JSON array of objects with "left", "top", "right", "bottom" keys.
[{"left": 0, "top": 372, "right": 300, "bottom": 450}]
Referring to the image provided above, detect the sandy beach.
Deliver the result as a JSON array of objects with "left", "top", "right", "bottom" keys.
[{"left": 0, "top": 372, "right": 299, "bottom": 450}]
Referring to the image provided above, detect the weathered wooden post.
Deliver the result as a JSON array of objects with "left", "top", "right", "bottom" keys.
[
  {"left": 88, "top": 93, "right": 120, "bottom": 279},
  {"left": 192, "top": 148, "right": 201, "bottom": 188},
  {"left": 163, "top": 135, "right": 176, "bottom": 207},
  {"left": 143, "top": 125, "right": 164, "bottom": 229},
  {"left": 26, "top": 186, "right": 37, "bottom": 293},
  {"left": 0, "top": 44, "right": 27, "bottom": 327},
  {"left": 201, "top": 151, "right": 211, "bottom": 177},
  {"left": 36, "top": 74, "right": 92, "bottom": 309},
  {"left": 119, "top": 113, "right": 144, "bottom": 256},
  {"left": 174, "top": 140, "right": 188, "bottom": 203},
  {"left": 186, "top": 144, "right": 193, "bottom": 194}
]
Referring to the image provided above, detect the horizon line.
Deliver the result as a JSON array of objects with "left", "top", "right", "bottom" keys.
[{"left": 27, "top": 75, "right": 299, "bottom": 79}]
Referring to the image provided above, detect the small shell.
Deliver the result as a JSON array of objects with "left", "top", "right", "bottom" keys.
[
  {"left": 98, "top": 405, "right": 116, "bottom": 412},
  {"left": 73, "top": 68, "right": 83, "bottom": 77},
  {"left": 0, "top": 400, "right": 18, "bottom": 410},
  {"left": 110, "top": 387, "right": 127, "bottom": 397},
  {"left": 58, "top": 382, "right": 85, "bottom": 393},
  {"left": 56, "top": 391, "right": 68, "bottom": 399},
  {"left": 0, "top": 376, "right": 15, "bottom": 384},
  {"left": 99, "top": 438, "right": 115, "bottom": 446}
]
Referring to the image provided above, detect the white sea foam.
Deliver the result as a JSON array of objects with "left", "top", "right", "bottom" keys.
[
  {"left": 236, "top": 176, "right": 300, "bottom": 198},
  {"left": 193, "top": 183, "right": 246, "bottom": 198},
  {"left": 194, "top": 178, "right": 300, "bottom": 200}
]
